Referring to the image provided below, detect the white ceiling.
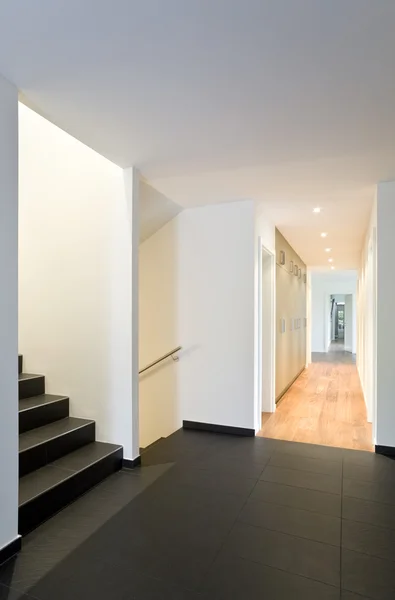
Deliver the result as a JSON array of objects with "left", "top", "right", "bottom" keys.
[{"left": 0, "top": 0, "right": 393, "bottom": 266}]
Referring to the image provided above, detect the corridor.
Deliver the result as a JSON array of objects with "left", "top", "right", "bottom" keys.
[
  {"left": 0, "top": 429, "right": 393, "bottom": 599},
  {"left": 259, "top": 350, "right": 372, "bottom": 452}
]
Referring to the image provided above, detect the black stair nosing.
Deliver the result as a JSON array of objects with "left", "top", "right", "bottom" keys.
[
  {"left": 20, "top": 417, "right": 95, "bottom": 452},
  {"left": 19, "top": 396, "right": 70, "bottom": 435},
  {"left": 19, "top": 442, "right": 123, "bottom": 506},
  {"left": 18, "top": 445, "right": 123, "bottom": 534},
  {"left": 19, "top": 394, "right": 69, "bottom": 412},
  {"left": 18, "top": 374, "right": 45, "bottom": 400},
  {"left": 19, "top": 419, "right": 96, "bottom": 477},
  {"left": 18, "top": 372, "right": 45, "bottom": 381},
  {"left": 19, "top": 417, "right": 95, "bottom": 453}
]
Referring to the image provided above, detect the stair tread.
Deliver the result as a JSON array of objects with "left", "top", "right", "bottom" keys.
[
  {"left": 19, "top": 417, "right": 94, "bottom": 452},
  {"left": 19, "top": 394, "right": 68, "bottom": 412},
  {"left": 19, "top": 442, "right": 122, "bottom": 506},
  {"left": 18, "top": 372, "right": 44, "bottom": 381}
]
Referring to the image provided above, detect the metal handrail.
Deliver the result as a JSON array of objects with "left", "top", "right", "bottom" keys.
[{"left": 139, "top": 346, "right": 182, "bottom": 375}]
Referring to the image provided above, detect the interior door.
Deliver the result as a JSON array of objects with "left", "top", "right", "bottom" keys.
[{"left": 344, "top": 294, "right": 353, "bottom": 352}]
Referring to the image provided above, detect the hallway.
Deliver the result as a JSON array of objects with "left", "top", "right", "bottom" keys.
[{"left": 259, "top": 351, "right": 372, "bottom": 452}]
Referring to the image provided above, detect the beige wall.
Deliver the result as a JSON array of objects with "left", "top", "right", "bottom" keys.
[{"left": 275, "top": 229, "right": 307, "bottom": 400}]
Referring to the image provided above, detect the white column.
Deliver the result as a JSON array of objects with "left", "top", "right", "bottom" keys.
[
  {"left": 376, "top": 181, "right": 395, "bottom": 447},
  {"left": 0, "top": 75, "right": 18, "bottom": 550},
  {"left": 123, "top": 167, "right": 140, "bottom": 460}
]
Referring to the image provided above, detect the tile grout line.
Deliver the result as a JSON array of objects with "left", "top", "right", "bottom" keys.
[{"left": 195, "top": 452, "right": 275, "bottom": 591}]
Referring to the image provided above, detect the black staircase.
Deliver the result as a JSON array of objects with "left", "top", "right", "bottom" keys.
[{"left": 18, "top": 355, "right": 123, "bottom": 535}]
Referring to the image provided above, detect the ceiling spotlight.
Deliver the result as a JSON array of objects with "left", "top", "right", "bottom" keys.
[
  {"left": 321, "top": 232, "right": 328, "bottom": 238},
  {"left": 325, "top": 248, "right": 332, "bottom": 252},
  {"left": 328, "top": 258, "right": 333, "bottom": 263},
  {"left": 313, "top": 207, "right": 321, "bottom": 213}
]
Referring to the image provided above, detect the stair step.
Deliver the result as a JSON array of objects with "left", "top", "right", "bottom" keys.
[
  {"left": 19, "top": 373, "right": 45, "bottom": 400},
  {"left": 18, "top": 355, "right": 23, "bottom": 374},
  {"left": 19, "top": 417, "right": 95, "bottom": 477},
  {"left": 19, "top": 394, "right": 69, "bottom": 433},
  {"left": 19, "top": 442, "right": 123, "bottom": 534}
]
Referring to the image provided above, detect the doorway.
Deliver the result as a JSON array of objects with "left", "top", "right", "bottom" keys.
[
  {"left": 328, "top": 293, "right": 354, "bottom": 354},
  {"left": 257, "top": 241, "right": 275, "bottom": 430}
]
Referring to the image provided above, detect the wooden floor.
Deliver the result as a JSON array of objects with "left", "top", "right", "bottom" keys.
[{"left": 258, "top": 350, "right": 373, "bottom": 452}]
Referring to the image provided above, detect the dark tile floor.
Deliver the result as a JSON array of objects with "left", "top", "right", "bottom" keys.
[{"left": 1, "top": 429, "right": 395, "bottom": 599}]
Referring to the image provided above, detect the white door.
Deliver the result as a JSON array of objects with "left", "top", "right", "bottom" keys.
[{"left": 344, "top": 294, "right": 353, "bottom": 353}]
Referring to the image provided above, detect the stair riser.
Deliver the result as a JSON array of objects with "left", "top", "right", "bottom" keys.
[
  {"left": 18, "top": 355, "right": 22, "bottom": 374},
  {"left": 19, "top": 422, "right": 96, "bottom": 477},
  {"left": 19, "top": 448, "right": 123, "bottom": 535},
  {"left": 19, "top": 376, "right": 45, "bottom": 400},
  {"left": 19, "top": 399, "right": 70, "bottom": 434}
]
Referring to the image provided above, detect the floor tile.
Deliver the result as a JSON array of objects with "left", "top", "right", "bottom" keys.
[
  {"left": 343, "top": 460, "right": 395, "bottom": 484},
  {"left": 202, "top": 550, "right": 341, "bottom": 599},
  {"left": 144, "top": 543, "right": 222, "bottom": 591},
  {"left": 261, "top": 465, "right": 342, "bottom": 494},
  {"left": 342, "top": 496, "right": 395, "bottom": 530},
  {"left": 342, "top": 548, "right": 395, "bottom": 599},
  {"left": 164, "top": 465, "right": 257, "bottom": 497},
  {"left": 343, "top": 449, "right": 390, "bottom": 468},
  {"left": 343, "top": 478, "right": 395, "bottom": 505},
  {"left": 341, "top": 592, "right": 372, "bottom": 599},
  {"left": 273, "top": 440, "right": 344, "bottom": 462},
  {"left": 238, "top": 498, "right": 340, "bottom": 545},
  {"left": 225, "top": 521, "right": 340, "bottom": 586},
  {"left": 269, "top": 452, "right": 342, "bottom": 477},
  {"left": 0, "top": 585, "right": 35, "bottom": 600},
  {"left": 250, "top": 480, "right": 341, "bottom": 516},
  {"left": 342, "top": 519, "right": 395, "bottom": 562},
  {"left": 191, "top": 454, "right": 268, "bottom": 478}
]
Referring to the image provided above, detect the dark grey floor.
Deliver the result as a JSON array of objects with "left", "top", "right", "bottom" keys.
[{"left": 1, "top": 430, "right": 395, "bottom": 599}]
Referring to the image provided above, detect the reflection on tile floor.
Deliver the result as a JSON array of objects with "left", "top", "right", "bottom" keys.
[{"left": 1, "top": 430, "right": 395, "bottom": 599}]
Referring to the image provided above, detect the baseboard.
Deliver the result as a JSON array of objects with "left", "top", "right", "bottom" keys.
[
  {"left": 276, "top": 366, "right": 305, "bottom": 405},
  {"left": 183, "top": 420, "right": 255, "bottom": 437},
  {"left": 375, "top": 445, "right": 395, "bottom": 458},
  {"left": 122, "top": 456, "right": 141, "bottom": 469},
  {"left": 0, "top": 536, "right": 21, "bottom": 566}
]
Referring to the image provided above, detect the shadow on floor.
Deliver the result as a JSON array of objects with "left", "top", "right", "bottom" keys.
[{"left": 1, "top": 429, "right": 393, "bottom": 599}]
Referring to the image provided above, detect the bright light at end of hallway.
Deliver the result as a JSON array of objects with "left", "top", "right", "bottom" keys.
[
  {"left": 328, "top": 258, "right": 333, "bottom": 263},
  {"left": 325, "top": 248, "right": 332, "bottom": 252},
  {"left": 321, "top": 232, "right": 328, "bottom": 238},
  {"left": 331, "top": 266, "right": 335, "bottom": 270},
  {"left": 313, "top": 207, "right": 321, "bottom": 213}
]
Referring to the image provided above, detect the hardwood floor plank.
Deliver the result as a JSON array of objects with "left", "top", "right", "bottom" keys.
[{"left": 258, "top": 352, "right": 373, "bottom": 452}]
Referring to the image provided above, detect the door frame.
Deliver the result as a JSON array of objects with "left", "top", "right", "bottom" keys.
[{"left": 256, "top": 238, "right": 276, "bottom": 431}]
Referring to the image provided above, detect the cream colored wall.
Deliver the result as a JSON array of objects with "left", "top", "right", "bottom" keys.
[{"left": 275, "top": 229, "right": 307, "bottom": 400}]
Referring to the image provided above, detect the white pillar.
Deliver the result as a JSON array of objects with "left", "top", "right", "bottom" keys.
[
  {"left": 123, "top": 167, "right": 140, "bottom": 460},
  {"left": 376, "top": 181, "right": 395, "bottom": 448},
  {"left": 0, "top": 75, "right": 18, "bottom": 550}
]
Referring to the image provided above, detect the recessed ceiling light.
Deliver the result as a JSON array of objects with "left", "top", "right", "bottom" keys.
[
  {"left": 328, "top": 258, "right": 333, "bottom": 263},
  {"left": 331, "top": 266, "right": 335, "bottom": 270},
  {"left": 321, "top": 232, "right": 328, "bottom": 238},
  {"left": 325, "top": 248, "right": 332, "bottom": 252},
  {"left": 313, "top": 207, "right": 321, "bottom": 213}
]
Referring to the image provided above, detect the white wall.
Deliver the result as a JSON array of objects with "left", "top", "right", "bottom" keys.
[
  {"left": 375, "top": 183, "right": 395, "bottom": 447},
  {"left": 310, "top": 271, "right": 357, "bottom": 354},
  {"left": 0, "top": 76, "right": 18, "bottom": 551},
  {"left": 19, "top": 104, "right": 139, "bottom": 460},
  {"left": 139, "top": 216, "right": 180, "bottom": 447},
  {"left": 358, "top": 197, "right": 377, "bottom": 429},
  {"left": 254, "top": 204, "right": 276, "bottom": 427},
  {"left": 139, "top": 200, "right": 257, "bottom": 443}
]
